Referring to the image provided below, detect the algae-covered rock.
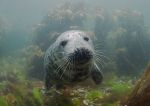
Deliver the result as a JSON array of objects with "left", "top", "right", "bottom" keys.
[
  {"left": 85, "top": 90, "right": 104, "bottom": 102},
  {"left": 0, "top": 58, "right": 133, "bottom": 106},
  {"left": 22, "top": 45, "right": 44, "bottom": 79},
  {"left": 106, "top": 8, "right": 149, "bottom": 76},
  {"left": 27, "top": 2, "right": 89, "bottom": 79},
  {"left": 0, "top": 56, "right": 26, "bottom": 83},
  {"left": 33, "top": 2, "right": 88, "bottom": 51},
  {"left": 0, "top": 96, "right": 8, "bottom": 106},
  {"left": 123, "top": 63, "right": 150, "bottom": 106}
]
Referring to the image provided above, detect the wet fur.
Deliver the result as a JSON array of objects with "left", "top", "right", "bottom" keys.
[{"left": 44, "top": 30, "right": 103, "bottom": 90}]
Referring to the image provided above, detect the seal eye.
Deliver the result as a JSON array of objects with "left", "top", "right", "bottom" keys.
[
  {"left": 60, "top": 40, "right": 68, "bottom": 47},
  {"left": 84, "top": 37, "right": 89, "bottom": 41}
]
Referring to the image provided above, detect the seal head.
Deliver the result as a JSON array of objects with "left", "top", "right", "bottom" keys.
[{"left": 44, "top": 30, "right": 103, "bottom": 89}]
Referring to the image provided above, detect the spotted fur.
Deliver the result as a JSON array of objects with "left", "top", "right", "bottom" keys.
[{"left": 44, "top": 30, "right": 103, "bottom": 90}]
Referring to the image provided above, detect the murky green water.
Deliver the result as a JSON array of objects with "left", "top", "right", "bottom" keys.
[{"left": 0, "top": 0, "right": 150, "bottom": 106}]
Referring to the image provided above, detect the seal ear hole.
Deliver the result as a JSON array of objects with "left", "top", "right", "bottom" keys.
[
  {"left": 60, "top": 40, "right": 68, "bottom": 47},
  {"left": 83, "top": 37, "right": 89, "bottom": 41}
]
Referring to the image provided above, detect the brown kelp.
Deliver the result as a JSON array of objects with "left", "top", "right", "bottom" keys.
[
  {"left": 33, "top": 2, "right": 88, "bottom": 51},
  {"left": 27, "top": 2, "right": 88, "bottom": 79},
  {"left": 107, "top": 8, "right": 149, "bottom": 76},
  {"left": 0, "top": 1, "right": 150, "bottom": 106},
  {"left": 122, "top": 63, "right": 150, "bottom": 106},
  {"left": 0, "top": 56, "right": 44, "bottom": 106},
  {"left": 27, "top": 3, "right": 150, "bottom": 79}
]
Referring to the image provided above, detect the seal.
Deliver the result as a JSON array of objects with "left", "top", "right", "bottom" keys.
[{"left": 44, "top": 30, "right": 103, "bottom": 90}]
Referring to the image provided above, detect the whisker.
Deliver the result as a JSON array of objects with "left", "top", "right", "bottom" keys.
[
  {"left": 60, "top": 60, "right": 70, "bottom": 79},
  {"left": 95, "top": 58, "right": 105, "bottom": 67},
  {"left": 59, "top": 62, "right": 68, "bottom": 79},
  {"left": 55, "top": 58, "right": 67, "bottom": 74},
  {"left": 94, "top": 51, "right": 105, "bottom": 56},
  {"left": 67, "top": 58, "right": 72, "bottom": 79},
  {"left": 94, "top": 55, "right": 107, "bottom": 65},
  {"left": 94, "top": 52, "right": 110, "bottom": 61},
  {"left": 95, "top": 60, "right": 104, "bottom": 70},
  {"left": 53, "top": 57, "right": 66, "bottom": 65},
  {"left": 54, "top": 56, "right": 69, "bottom": 73},
  {"left": 94, "top": 49, "right": 107, "bottom": 53}
]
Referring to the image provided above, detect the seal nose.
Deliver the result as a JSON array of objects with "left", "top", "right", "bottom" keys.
[{"left": 69, "top": 48, "right": 93, "bottom": 64}]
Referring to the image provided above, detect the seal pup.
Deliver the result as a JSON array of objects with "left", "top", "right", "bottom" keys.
[{"left": 44, "top": 30, "right": 103, "bottom": 90}]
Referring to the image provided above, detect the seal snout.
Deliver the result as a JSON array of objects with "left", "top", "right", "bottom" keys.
[
  {"left": 69, "top": 48, "right": 93, "bottom": 65},
  {"left": 44, "top": 30, "right": 104, "bottom": 89}
]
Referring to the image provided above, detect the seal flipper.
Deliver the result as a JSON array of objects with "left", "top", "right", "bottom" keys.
[
  {"left": 45, "top": 74, "right": 53, "bottom": 90},
  {"left": 45, "top": 67, "right": 53, "bottom": 90},
  {"left": 91, "top": 63, "right": 103, "bottom": 85}
]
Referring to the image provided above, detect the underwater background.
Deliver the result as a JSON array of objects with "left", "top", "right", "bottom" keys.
[{"left": 0, "top": 0, "right": 150, "bottom": 106}]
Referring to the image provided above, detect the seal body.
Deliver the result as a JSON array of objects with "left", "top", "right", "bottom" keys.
[{"left": 44, "top": 30, "right": 103, "bottom": 89}]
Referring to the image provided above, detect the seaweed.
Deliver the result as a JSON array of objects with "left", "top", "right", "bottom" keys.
[
  {"left": 107, "top": 9, "right": 149, "bottom": 76},
  {"left": 0, "top": 2, "right": 150, "bottom": 106},
  {"left": 0, "top": 57, "right": 133, "bottom": 106},
  {"left": 0, "top": 96, "right": 8, "bottom": 106},
  {"left": 26, "top": 2, "right": 88, "bottom": 79},
  {"left": 122, "top": 63, "right": 150, "bottom": 106}
]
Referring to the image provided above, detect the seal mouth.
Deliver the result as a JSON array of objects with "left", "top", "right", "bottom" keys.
[{"left": 68, "top": 48, "right": 93, "bottom": 65}]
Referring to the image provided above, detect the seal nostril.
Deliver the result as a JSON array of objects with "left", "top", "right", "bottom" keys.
[{"left": 44, "top": 30, "right": 102, "bottom": 90}]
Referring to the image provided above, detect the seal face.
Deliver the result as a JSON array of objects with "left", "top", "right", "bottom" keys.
[{"left": 44, "top": 30, "right": 103, "bottom": 89}]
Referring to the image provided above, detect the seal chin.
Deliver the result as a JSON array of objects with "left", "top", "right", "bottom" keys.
[{"left": 68, "top": 48, "right": 93, "bottom": 65}]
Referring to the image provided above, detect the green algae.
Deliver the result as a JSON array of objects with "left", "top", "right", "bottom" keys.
[
  {"left": 32, "top": 88, "right": 44, "bottom": 106},
  {"left": 0, "top": 96, "right": 8, "bottom": 106},
  {"left": 0, "top": 56, "right": 133, "bottom": 106},
  {"left": 0, "top": 2, "right": 150, "bottom": 106},
  {"left": 85, "top": 90, "right": 104, "bottom": 102},
  {"left": 111, "top": 82, "right": 132, "bottom": 96}
]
